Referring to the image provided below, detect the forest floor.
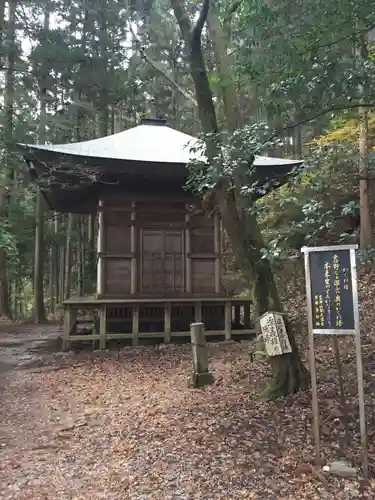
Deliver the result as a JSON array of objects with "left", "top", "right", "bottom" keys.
[{"left": 1, "top": 322, "right": 375, "bottom": 499}]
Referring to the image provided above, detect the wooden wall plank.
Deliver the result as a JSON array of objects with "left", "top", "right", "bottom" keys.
[
  {"left": 104, "top": 259, "right": 131, "bottom": 295},
  {"left": 191, "top": 259, "right": 215, "bottom": 294}
]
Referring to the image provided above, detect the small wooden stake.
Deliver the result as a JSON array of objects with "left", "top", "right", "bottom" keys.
[
  {"left": 132, "top": 305, "right": 139, "bottom": 346},
  {"left": 224, "top": 300, "right": 232, "bottom": 340},
  {"left": 164, "top": 302, "right": 171, "bottom": 344},
  {"left": 99, "top": 305, "right": 107, "bottom": 350}
]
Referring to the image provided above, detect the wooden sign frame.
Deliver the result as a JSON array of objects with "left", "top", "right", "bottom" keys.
[{"left": 301, "top": 244, "right": 368, "bottom": 478}]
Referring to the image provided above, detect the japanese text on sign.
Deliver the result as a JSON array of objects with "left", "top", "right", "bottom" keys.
[
  {"left": 308, "top": 249, "right": 355, "bottom": 331},
  {"left": 333, "top": 254, "right": 343, "bottom": 328},
  {"left": 259, "top": 312, "right": 292, "bottom": 356}
]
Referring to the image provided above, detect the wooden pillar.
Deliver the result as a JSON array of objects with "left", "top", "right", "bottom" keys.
[
  {"left": 164, "top": 302, "right": 171, "bottom": 343},
  {"left": 185, "top": 206, "right": 192, "bottom": 293},
  {"left": 132, "top": 305, "right": 139, "bottom": 346},
  {"left": 131, "top": 202, "right": 137, "bottom": 294},
  {"left": 96, "top": 200, "right": 104, "bottom": 296},
  {"left": 214, "top": 212, "right": 221, "bottom": 294},
  {"left": 195, "top": 301, "right": 202, "bottom": 322},
  {"left": 62, "top": 306, "right": 76, "bottom": 351},
  {"left": 224, "top": 300, "right": 232, "bottom": 340},
  {"left": 190, "top": 322, "right": 214, "bottom": 388},
  {"left": 244, "top": 302, "right": 251, "bottom": 329},
  {"left": 99, "top": 305, "right": 107, "bottom": 350}
]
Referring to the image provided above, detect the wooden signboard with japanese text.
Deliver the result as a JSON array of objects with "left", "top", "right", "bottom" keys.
[
  {"left": 302, "top": 244, "right": 368, "bottom": 478},
  {"left": 308, "top": 249, "right": 355, "bottom": 333}
]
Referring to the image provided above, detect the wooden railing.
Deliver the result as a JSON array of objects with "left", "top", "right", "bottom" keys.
[{"left": 62, "top": 296, "right": 255, "bottom": 350}]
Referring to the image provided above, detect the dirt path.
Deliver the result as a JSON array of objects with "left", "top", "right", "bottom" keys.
[
  {"left": 0, "top": 325, "right": 63, "bottom": 373},
  {"left": 1, "top": 326, "right": 375, "bottom": 499}
]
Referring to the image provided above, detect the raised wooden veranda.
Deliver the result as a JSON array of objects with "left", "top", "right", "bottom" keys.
[{"left": 62, "top": 296, "right": 254, "bottom": 350}]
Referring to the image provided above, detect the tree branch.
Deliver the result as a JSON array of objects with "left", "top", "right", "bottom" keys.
[
  {"left": 276, "top": 103, "right": 375, "bottom": 135},
  {"left": 127, "top": 22, "right": 197, "bottom": 106},
  {"left": 224, "top": 0, "right": 242, "bottom": 25},
  {"left": 0, "top": 65, "right": 36, "bottom": 76},
  {"left": 311, "top": 23, "right": 375, "bottom": 53}
]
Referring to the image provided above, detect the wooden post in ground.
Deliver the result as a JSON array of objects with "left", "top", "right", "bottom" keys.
[
  {"left": 99, "top": 305, "right": 107, "bottom": 350},
  {"left": 224, "top": 300, "right": 232, "bottom": 340},
  {"left": 164, "top": 302, "right": 171, "bottom": 343},
  {"left": 132, "top": 305, "right": 139, "bottom": 346},
  {"left": 190, "top": 322, "right": 214, "bottom": 388},
  {"left": 62, "top": 306, "right": 76, "bottom": 351}
]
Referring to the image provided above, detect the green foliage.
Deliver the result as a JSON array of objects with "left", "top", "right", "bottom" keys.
[
  {"left": 234, "top": 0, "right": 375, "bottom": 127},
  {"left": 186, "top": 123, "right": 286, "bottom": 194},
  {"left": 258, "top": 142, "right": 361, "bottom": 261},
  {"left": 1, "top": 0, "right": 373, "bottom": 319}
]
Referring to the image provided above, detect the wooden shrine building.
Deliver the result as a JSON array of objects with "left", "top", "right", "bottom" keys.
[{"left": 17, "top": 118, "right": 302, "bottom": 349}]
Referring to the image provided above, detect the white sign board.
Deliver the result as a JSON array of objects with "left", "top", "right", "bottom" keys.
[{"left": 259, "top": 311, "right": 292, "bottom": 357}]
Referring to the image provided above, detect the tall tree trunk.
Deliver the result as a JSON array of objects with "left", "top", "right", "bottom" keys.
[
  {"left": 0, "top": 0, "right": 6, "bottom": 46},
  {"left": 76, "top": 217, "right": 84, "bottom": 296},
  {"left": 0, "top": 189, "right": 11, "bottom": 318},
  {"left": 49, "top": 246, "right": 54, "bottom": 314},
  {"left": 87, "top": 213, "right": 96, "bottom": 293},
  {"left": 16, "top": 269, "right": 22, "bottom": 319},
  {"left": 0, "top": 1, "right": 16, "bottom": 319},
  {"left": 59, "top": 227, "right": 65, "bottom": 303},
  {"left": 357, "top": 32, "right": 374, "bottom": 248},
  {"left": 172, "top": 0, "right": 309, "bottom": 397},
  {"left": 51, "top": 213, "right": 59, "bottom": 310},
  {"left": 33, "top": 5, "right": 49, "bottom": 323},
  {"left": 48, "top": 214, "right": 58, "bottom": 314},
  {"left": 358, "top": 107, "right": 373, "bottom": 248},
  {"left": 34, "top": 191, "right": 46, "bottom": 322}
]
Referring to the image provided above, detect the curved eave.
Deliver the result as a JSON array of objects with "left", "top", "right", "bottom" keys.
[
  {"left": 16, "top": 143, "right": 304, "bottom": 213},
  {"left": 17, "top": 142, "right": 303, "bottom": 169}
]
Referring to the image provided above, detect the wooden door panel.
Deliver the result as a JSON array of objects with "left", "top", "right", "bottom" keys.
[
  {"left": 165, "top": 232, "right": 183, "bottom": 253},
  {"left": 143, "top": 231, "right": 164, "bottom": 253},
  {"left": 164, "top": 255, "right": 183, "bottom": 272},
  {"left": 141, "top": 229, "right": 184, "bottom": 293}
]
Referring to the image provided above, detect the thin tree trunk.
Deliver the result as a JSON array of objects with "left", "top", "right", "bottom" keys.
[
  {"left": 76, "top": 216, "right": 83, "bottom": 296},
  {"left": 51, "top": 213, "right": 59, "bottom": 310},
  {"left": 358, "top": 106, "right": 373, "bottom": 247},
  {"left": 64, "top": 214, "right": 73, "bottom": 299},
  {"left": 49, "top": 226, "right": 55, "bottom": 315},
  {"left": 33, "top": 6, "right": 50, "bottom": 323},
  {"left": 34, "top": 191, "right": 46, "bottom": 322},
  {"left": 59, "top": 231, "right": 65, "bottom": 303},
  {"left": 16, "top": 271, "right": 22, "bottom": 319},
  {"left": 0, "top": 188, "right": 11, "bottom": 318},
  {"left": 87, "top": 213, "right": 96, "bottom": 293}
]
